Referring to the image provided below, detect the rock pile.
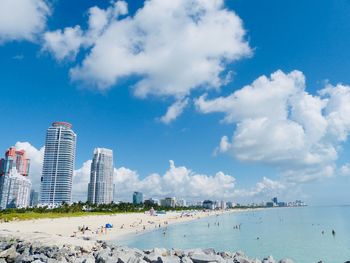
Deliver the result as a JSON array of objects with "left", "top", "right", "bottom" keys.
[{"left": 0, "top": 236, "right": 297, "bottom": 263}]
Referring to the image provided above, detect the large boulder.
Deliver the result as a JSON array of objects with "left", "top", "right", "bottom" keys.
[
  {"left": 0, "top": 245, "right": 19, "bottom": 262},
  {"left": 279, "top": 260, "right": 294, "bottom": 263},
  {"left": 262, "top": 256, "right": 275, "bottom": 263},
  {"left": 14, "top": 254, "right": 35, "bottom": 263},
  {"left": 190, "top": 253, "right": 222, "bottom": 263}
]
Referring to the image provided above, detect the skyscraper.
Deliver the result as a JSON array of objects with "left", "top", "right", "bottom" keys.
[
  {"left": 87, "top": 148, "right": 114, "bottom": 204},
  {"left": 132, "top": 191, "right": 143, "bottom": 205},
  {"left": 40, "top": 122, "right": 76, "bottom": 205},
  {"left": 0, "top": 147, "right": 31, "bottom": 209}
]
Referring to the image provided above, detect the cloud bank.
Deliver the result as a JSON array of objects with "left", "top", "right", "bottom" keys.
[
  {"left": 196, "top": 70, "right": 350, "bottom": 183},
  {"left": 0, "top": 0, "right": 50, "bottom": 43},
  {"left": 43, "top": 0, "right": 251, "bottom": 122},
  {"left": 12, "top": 142, "right": 285, "bottom": 202}
]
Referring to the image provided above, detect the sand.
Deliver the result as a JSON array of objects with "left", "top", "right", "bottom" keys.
[{"left": 0, "top": 210, "right": 234, "bottom": 248}]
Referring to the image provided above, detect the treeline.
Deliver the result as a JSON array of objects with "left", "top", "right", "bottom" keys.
[{"left": 0, "top": 201, "right": 201, "bottom": 215}]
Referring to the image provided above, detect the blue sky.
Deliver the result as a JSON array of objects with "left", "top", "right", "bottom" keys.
[{"left": 1, "top": 0, "right": 350, "bottom": 204}]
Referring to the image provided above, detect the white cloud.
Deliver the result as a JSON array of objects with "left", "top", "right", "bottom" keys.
[
  {"left": 9, "top": 142, "right": 292, "bottom": 202},
  {"left": 339, "top": 163, "right": 350, "bottom": 177},
  {"left": 43, "top": 0, "right": 251, "bottom": 122},
  {"left": 195, "top": 70, "right": 350, "bottom": 183},
  {"left": 0, "top": 0, "right": 50, "bottom": 43},
  {"left": 159, "top": 98, "right": 189, "bottom": 124},
  {"left": 114, "top": 160, "right": 237, "bottom": 201},
  {"left": 72, "top": 160, "right": 92, "bottom": 202},
  {"left": 234, "top": 177, "right": 286, "bottom": 199},
  {"left": 43, "top": 26, "right": 84, "bottom": 61},
  {"left": 14, "top": 142, "right": 44, "bottom": 191}
]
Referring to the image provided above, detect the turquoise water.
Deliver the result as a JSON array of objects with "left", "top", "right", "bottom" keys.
[{"left": 116, "top": 206, "right": 350, "bottom": 263}]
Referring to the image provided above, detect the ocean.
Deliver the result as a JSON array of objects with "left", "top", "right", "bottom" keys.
[{"left": 116, "top": 206, "right": 350, "bottom": 263}]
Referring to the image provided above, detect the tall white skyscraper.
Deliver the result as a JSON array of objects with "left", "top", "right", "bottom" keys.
[
  {"left": 87, "top": 148, "right": 114, "bottom": 204},
  {"left": 40, "top": 122, "right": 76, "bottom": 205}
]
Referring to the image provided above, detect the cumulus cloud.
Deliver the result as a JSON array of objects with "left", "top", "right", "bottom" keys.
[
  {"left": 10, "top": 142, "right": 288, "bottom": 202},
  {"left": 339, "top": 163, "right": 350, "bottom": 177},
  {"left": 234, "top": 177, "right": 286, "bottom": 199},
  {"left": 0, "top": 0, "right": 50, "bottom": 43},
  {"left": 43, "top": 0, "right": 251, "bottom": 122},
  {"left": 116, "top": 160, "right": 237, "bottom": 201},
  {"left": 14, "top": 142, "right": 44, "bottom": 191},
  {"left": 196, "top": 70, "right": 350, "bottom": 183},
  {"left": 159, "top": 98, "right": 189, "bottom": 124},
  {"left": 71, "top": 160, "right": 236, "bottom": 202},
  {"left": 72, "top": 160, "right": 92, "bottom": 202}
]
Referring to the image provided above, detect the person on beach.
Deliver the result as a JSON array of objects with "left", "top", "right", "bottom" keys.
[{"left": 332, "top": 230, "right": 336, "bottom": 237}]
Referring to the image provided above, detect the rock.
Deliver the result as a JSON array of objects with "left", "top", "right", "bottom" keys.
[
  {"left": 82, "top": 254, "right": 98, "bottom": 263},
  {"left": 96, "top": 248, "right": 112, "bottom": 263},
  {"left": 233, "top": 256, "right": 252, "bottom": 263},
  {"left": 190, "top": 253, "right": 222, "bottom": 263},
  {"left": 218, "top": 252, "right": 232, "bottom": 259},
  {"left": 118, "top": 251, "right": 143, "bottom": 263},
  {"left": 172, "top": 250, "right": 185, "bottom": 258},
  {"left": 202, "top": 249, "right": 216, "bottom": 255},
  {"left": 14, "top": 254, "right": 35, "bottom": 263},
  {"left": 153, "top": 248, "right": 169, "bottom": 257},
  {"left": 181, "top": 257, "right": 193, "bottom": 263},
  {"left": 262, "top": 256, "right": 275, "bottom": 263},
  {"left": 144, "top": 252, "right": 162, "bottom": 263},
  {"left": 278, "top": 260, "right": 294, "bottom": 263},
  {"left": 160, "top": 256, "right": 181, "bottom": 263},
  {"left": 0, "top": 245, "right": 19, "bottom": 261},
  {"left": 0, "top": 259, "right": 6, "bottom": 263}
]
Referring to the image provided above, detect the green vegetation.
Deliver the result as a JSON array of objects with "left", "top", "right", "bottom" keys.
[{"left": 0, "top": 202, "right": 201, "bottom": 222}]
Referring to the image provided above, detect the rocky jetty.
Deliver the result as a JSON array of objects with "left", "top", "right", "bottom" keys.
[{"left": 0, "top": 236, "right": 296, "bottom": 263}]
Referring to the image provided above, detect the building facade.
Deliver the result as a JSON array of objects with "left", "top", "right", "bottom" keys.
[
  {"left": 30, "top": 189, "right": 39, "bottom": 207},
  {"left": 40, "top": 122, "right": 76, "bottom": 205},
  {"left": 0, "top": 147, "right": 31, "bottom": 209},
  {"left": 160, "top": 197, "right": 176, "bottom": 208},
  {"left": 132, "top": 191, "right": 144, "bottom": 205},
  {"left": 87, "top": 148, "right": 114, "bottom": 204}
]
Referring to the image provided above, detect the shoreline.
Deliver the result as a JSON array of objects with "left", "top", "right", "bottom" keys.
[{"left": 0, "top": 209, "right": 254, "bottom": 247}]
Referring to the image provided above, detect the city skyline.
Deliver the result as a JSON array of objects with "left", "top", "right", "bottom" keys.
[{"left": 1, "top": 0, "right": 350, "bottom": 205}]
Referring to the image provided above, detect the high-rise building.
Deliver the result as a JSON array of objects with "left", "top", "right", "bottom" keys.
[
  {"left": 176, "top": 199, "right": 187, "bottom": 207},
  {"left": 40, "top": 122, "right": 76, "bottom": 205},
  {"left": 132, "top": 191, "right": 144, "bottom": 205},
  {"left": 160, "top": 197, "right": 176, "bottom": 208},
  {"left": 272, "top": 197, "right": 278, "bottom": 205},
  {"left": 0, "top": 147, "right": 31, "bottom": 209},
  {"left": 30, "top": 189, "right": 39, "bottom": 207},
  {"left": 87, "top": 148, "right": 114, "bottom": 204}
]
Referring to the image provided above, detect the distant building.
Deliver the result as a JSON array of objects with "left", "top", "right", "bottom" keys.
[
  {"left": 176, "top": 199, "right": 187, "bottom": 207},
  {"left": 160, "top": 197, "right": 176, "bottom": 208},
  {"left": 226, "top": 201, "right": 235, "bottom": 208},
  {"left": 272, "top": 197, "right": 278, "bottom": 205},
  {"left": 87, "top": 148, "right": 114, "bottom": 204},
  {"left": 132, "top": 191, "right": 144, "bottom": 205},
  {"left": 144, "top": 198, "right": 160, "bottom": 206},
  {"left": 30, "top": 189, "right": 39, "bottom": 207},
  {"left": 0, "top": 147, "right": 31, "bottom": 209},
  {"left": 40, "top": 122, "right": 76, "bottom": 205},
  {"left": 220, "top": 200, "right": 226, "bottom": 210},
  {"left": 266, "top": 202, "right": 274, "bottom": 207},
  {"left": 202, "top": 200, "right": 215, "bottom": 210}
]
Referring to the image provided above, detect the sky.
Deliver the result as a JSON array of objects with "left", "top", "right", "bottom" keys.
[{"left": 1, "top": 0, "right": 350, "bottom": 205}]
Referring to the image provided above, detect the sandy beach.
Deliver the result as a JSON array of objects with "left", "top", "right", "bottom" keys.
[{"left": 0, "top": 210, "right": 240, "bottom": 248}]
